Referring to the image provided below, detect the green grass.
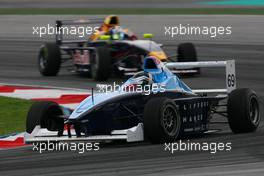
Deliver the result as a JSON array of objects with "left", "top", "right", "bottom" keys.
[
  {"left": 0, "top": 96, "right": 33, "bottom": 135},
  {"left": 0, "top": 8, "right": 264, "bottom": 15}
]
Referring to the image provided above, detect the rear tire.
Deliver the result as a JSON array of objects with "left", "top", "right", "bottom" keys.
[
  {"left": 26, "top": 101, "right": 64, "bottom": 134},
  {"left": 38, "top": 43, "right": 61, "bottom": 76},
  {"left": 177, "top": 43, "right": 200, "bottom": 75},
  {"left": 143, "top": 97, "right": 181, "bottom": 144},
  {"left": 90, "top": 47, "right": 111, "bottom": 81},
  {"left": 227, "top": 88, "right": 260, "bottom": 133}
]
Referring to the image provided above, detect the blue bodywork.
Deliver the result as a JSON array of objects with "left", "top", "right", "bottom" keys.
[
  {"left": 69, "top": 57, "right": 194, "bottom": 120},
  {"left": 142, "top": 57, "right": 192, "bottom": 92}
]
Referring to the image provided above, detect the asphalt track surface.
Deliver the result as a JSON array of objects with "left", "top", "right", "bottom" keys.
[{"left": 0, "top": 15, "right": 264, "bottom": 176}]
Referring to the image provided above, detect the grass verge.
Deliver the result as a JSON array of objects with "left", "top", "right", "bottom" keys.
[
  {"left": 0, "top": 96, "right": 33, "bottom": 135},
  {"left": 0, "top": 8, "right": 264, "bottom": 15}
]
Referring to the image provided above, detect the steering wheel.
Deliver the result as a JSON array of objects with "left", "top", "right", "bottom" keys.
[{"left": 131, "top": 71, "right": 153, "bottom": 85}]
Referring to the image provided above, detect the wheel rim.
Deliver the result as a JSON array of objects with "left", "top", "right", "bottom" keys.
[
  {"left": 39, "top": 47, "right": 48, "bottom": 71},
  {"left": 42, "top": 105, "right": 62, "bottom": 131},
  {"left": 249, "top": 96, "right": 259, "bottom": 125},
  {"left": 162, "top": 105, "right": 178, "bottom": 136},
  {"left": 39, "top": 56, "right": 46, "bottom": 70}
]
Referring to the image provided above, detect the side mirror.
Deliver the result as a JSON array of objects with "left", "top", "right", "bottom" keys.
[
  {"left": 143, "top": 33, "right": 154, "bottom": 39},
  {"left": 100, "top": 35, "right": 111, "bottom": 40}
]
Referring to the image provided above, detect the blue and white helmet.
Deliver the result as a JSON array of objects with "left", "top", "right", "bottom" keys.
[{"left": 143, "top": 56, "right": 168, "bottom": 83}]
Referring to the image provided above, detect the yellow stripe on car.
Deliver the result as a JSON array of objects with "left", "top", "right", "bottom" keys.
[{"left": 149, "top": 51, "right": 167, "bottom": 61}]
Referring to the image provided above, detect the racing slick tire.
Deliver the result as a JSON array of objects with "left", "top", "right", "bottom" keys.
[
  {"left": 90, "top": 46, "right": 111, "bottom": 81},
  {"left": 38, "top": 42, "right": 61, "bottom": 76},
  {"left": 26, "top": 101, "right": 64, "bottom": 134},
  {"left": 227, "top": 88, "right": 260, "bottom": 133},
  {"left": 177, "top": 43, "right": 200, "bottom": 75},
  {"left": 143, "top": 97, "right": 181, "bottom": 143}
]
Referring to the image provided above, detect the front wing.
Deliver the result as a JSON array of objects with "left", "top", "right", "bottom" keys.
[{"left": 24, "top": 123, "right": 144, "bottom": 144}]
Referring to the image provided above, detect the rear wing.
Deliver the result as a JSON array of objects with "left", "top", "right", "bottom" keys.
[
  {"left": 165, "top": 60, "right": 236, "bottom": 93},
  {"left": 55, "top": 18, "right": 103, "bottom": 45}
]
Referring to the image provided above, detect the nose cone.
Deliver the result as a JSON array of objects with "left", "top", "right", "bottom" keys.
[{"left": 143, "top": 56, "right": 162, "bottom": 74}]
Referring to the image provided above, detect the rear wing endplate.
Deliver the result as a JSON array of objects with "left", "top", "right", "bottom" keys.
[{"left": 165, "top": 60, "right": 236, "bottom": 93}]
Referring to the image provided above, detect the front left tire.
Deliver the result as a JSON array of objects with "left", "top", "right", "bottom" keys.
[
  {"left": 38, "top": 42, "right": 61, "bottom": 76},
  {"left": 143, "top": 97, "right": 181, "bottom": 144}
]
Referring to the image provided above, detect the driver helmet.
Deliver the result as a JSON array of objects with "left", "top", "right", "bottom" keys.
[
  {"left": 104, "top": 15, "right": 120, "bottom": 27},
  {"left": 143, "top": 56, "right": 167, "bottom": 83}
]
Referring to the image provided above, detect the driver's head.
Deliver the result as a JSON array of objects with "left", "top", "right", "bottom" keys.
[
  {"left": 104, "top": 15, "right": 120, "bottom": 27},
  {"left": 143, "top": 56, "right": 162, "bottom": 74},
  {"left": 143, "top": 56, "right": 167, "bottom": 83}
]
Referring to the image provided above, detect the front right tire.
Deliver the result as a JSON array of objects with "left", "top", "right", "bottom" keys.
[
  {"left": 227, "top": 88, "right": 260, "bottom": 133},
  {"left": 26, "top": 101, "right": 64, "bottom": 134},
  {"left": 90, "top": 46, "right": 111, "bottom": 81}
]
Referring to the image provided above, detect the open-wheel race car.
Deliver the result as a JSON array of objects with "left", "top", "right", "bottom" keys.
[
  {"left": 25, "top": 56, "right": 261, "bottom": 144},
  {"left": 38, "top": 15, "right": 199, "bottom": 81}
]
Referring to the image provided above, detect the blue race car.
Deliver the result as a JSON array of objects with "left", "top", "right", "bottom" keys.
[{"left": 25, "top": 57, "right": 260, "bottom": 144}]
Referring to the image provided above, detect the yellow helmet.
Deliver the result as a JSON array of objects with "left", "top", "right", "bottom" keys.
[{"left": 104, "top": 15, "right": 120, "bottom": 27}]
